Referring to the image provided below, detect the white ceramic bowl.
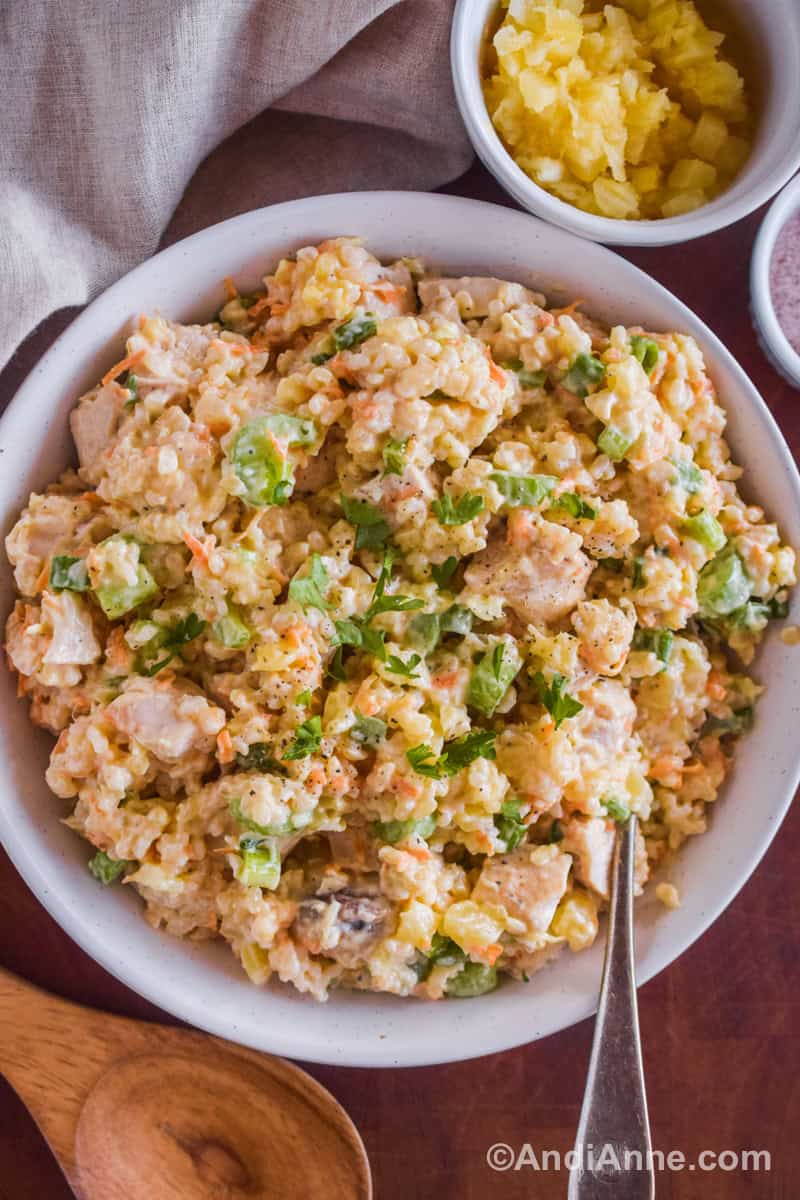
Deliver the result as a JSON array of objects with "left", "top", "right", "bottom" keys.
[
  {"left": 751, "top": 172, "right": 800, "bottom": 387},
  {"left": 1, "top": 192, "right": 799, "bottom": 1067},
  {"left": 451, "top": 0, "right": 800, "bottom": 247}
]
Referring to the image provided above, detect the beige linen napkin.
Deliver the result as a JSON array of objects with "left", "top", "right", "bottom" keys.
[{"left": 0, "top": 0, "right": 472, "bottom": 370}]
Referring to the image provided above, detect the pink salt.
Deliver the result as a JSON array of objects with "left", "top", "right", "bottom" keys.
[{"left": 769, "top": 210, "right": 800, "bottom": 354}]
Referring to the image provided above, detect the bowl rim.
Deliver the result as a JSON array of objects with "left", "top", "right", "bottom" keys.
[
  {"left": 450, "top": 0, "right": 800, "bottom": 247},
  {"left": 751, "top": 173, "right": 800, "bottom": 387},
  {"left": 1, "top": 190, "right": 799, "bottom": 1067}
]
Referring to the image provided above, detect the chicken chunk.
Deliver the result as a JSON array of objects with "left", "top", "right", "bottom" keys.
[
  {"left": 417, "top": 276, "right": 541, "bottom": 320},
  {"left": 107, "top": 679, "right": 225, "bottom": 762},
  {"left": 561, "top": 817, "right": 616, "bottom": 898},
  {"left": 5, "top": 591, "right": 101, "bottom": 679},
  {"left": 292, "top": 889, "right": 393, "bottom": 968},
  {"left": 5, "top": 491, "right": 101, "bottom": 597},
  {"left": 70, "top": 382, "right": 126, "bottom": 471},
  {"left": 41, "top": 591, "right": 101, "bottom": 665},
  {"left": 471, "top": 844, "right": 572, "bottom": 936},
  {"left": 465, "top": 516, "right": 592, "bottom": 625}
]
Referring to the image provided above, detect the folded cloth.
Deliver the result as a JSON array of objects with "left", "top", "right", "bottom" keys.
[{"left": 0, "top": 0, "right": 472, "bottom": 370}]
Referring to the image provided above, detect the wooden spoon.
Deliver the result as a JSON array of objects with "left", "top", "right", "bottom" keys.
[{"left": 0, "top": 967, "right": 372, "bottom": 1199}]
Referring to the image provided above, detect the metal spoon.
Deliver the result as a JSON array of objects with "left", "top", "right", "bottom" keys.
[{"left": 568, "top": 816, "right": 655, "bottom": 1199}]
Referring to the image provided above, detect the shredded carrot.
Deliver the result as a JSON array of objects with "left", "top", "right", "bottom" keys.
[
  {"left": 182, "top": 530, "right": 210, "bottom": 564},
  {"left": 551, "top": 298, "right": 584, "bottom": 318},
  {"left": 396, "top": 777, "right": 421, "bottom": 801},
  {"left": 432, "top": 670, "right": 460, "bottom": 689},
  {"left": 484, "top": 345, "right": 506, "bottom": 387},
  {"left": 216, "top": 729, "right": 234, "bottom": 764},
  {"left": 101, "top": 349, "right": 146, "bottom": 388},
  {"left": 480, "top": 944, "right": 503, "bottom": 967},
  {"left": 222, "top": 276, "right": 238, "bottom": 301},
  {"left": 371, "top": 281, "right": 403, "bottom": 303},
  {"left": 246, "top": 296, "right": 272, "bottom": 320},
  {"left": 405, "top": 845, "right": 431, "bottom": 862},
  {"left": 106, "top": 627, "right": 133, "bottom": 673}
]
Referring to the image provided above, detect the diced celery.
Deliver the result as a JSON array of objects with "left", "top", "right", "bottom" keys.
[
  {"left": 597, "top": 425, "right": 633, "bottom": 461},
  {"left": 372, "top": 814, "right": 437, "bottom": 844},
  {"left": 212, "top": 611, "right": 252, "bottom": 648},
  {"left": 445, "top": 962, "right": 499, "bottom": 998},
  {"left": 681, "top": 510, "right": 726, "bottom": 553},
  {"left": 562, "top": 353, "right": 605, "bottom": 397},
  {"left": 236, "top": 836, "right": 281, "bottom": 889},
  {"left": 630, "top": 335, "right": 659, "bottom": 372},
  {"left": 697, "top": 544, "right": 751, "bottom": 617},
  {"left": 95, "top": 561, "right": 158, "bottom": 619}
]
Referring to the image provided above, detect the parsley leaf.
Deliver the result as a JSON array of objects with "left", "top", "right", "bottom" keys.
[
  {"left": 431, "top": 556, "right": 459, "bottom": 590},
  {"left": 494, "top": 797, "right": 527, "bottom": 851},
  {"left": 432, "top": 492, "right": 484, "bottom": 526},
  {"left": 288, "top": 553, "right": 330, "bottom": 612},
  {"left": 386, "top": 652, "right": 422, "bottom": 679},
  {"left": 532, "top": 672, "right": 583, "bottom": 729},
  {"left": 283, "top": 715, "right": 323, "bottom": 760},
  {"left": 340, "top": 493, "right": 391, "bottom": 550},
  {"left": 140, "top": 612, "right": 207, "bottom": 676},
  {"left": 490, "top": 471, "right": 556, "bottom": 507},
  {"left": 406, "top": 729, "right": 497, "bottom": 779},
  {"left": 382, "top": 437, "right": 408, "bottom": 476}
]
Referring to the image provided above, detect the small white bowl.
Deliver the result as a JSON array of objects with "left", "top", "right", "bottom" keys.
[
  {"left": 451, "top": 0, "right": 800, "bottom": 246},
  {"left": 751, "top": 173, "right": 800, "bottom": 387},
  {"left": 1, "top": 192, "right": 799, "bottom": 1067}
]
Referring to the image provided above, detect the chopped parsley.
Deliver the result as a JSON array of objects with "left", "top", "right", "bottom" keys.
[
  {"left": 431, "top": 556, "right": 459, "bottom": 590},
  {"left": 406, "top": 729, "right": 497, "bottom": 779},
  {"left": 432, "top": 491, "right": 484, "bottom": 526},
  {"left": 288, "top": 553, "right": 330, "bottom": 613},
  {"left": 282, "top": 715, "right": 323, "bottom": 761},
  {"left": 385, "top": 652, "right": 422, "bottom": 679},
  {"left": 340, "top": 493, "right": 391, "bottom": 550},
  {"left": 494, "top": 797, "right": 527, "bottom": 851},
  {"left": 140, "top": 612, "right": 207, "bottom": 676},
  {"left": 532, "top": 671, "right": 583, "bottom": 729}
]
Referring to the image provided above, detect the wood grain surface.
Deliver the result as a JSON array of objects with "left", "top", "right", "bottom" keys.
[{"left": 1, "top": 162, "right": 798, "bottom": 1199}]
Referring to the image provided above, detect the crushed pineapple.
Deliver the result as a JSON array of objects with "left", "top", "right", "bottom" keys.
[{"left": 483, "top": 0, "right": 752, "bottom": 221}]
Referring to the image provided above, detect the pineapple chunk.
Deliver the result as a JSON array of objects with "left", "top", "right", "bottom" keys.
[
  {"left": 688, "top": 110, "right": 729, "bottom": 161},
  {"left": 442, "top": 899, "right": 505, "bottom": 956},
  {"left": 593, "top": 177, "right": 641, "bottom": 219},
  {"left": 631, "top": 164, "right": 662, "bottom": 194},
  {"left": 667, "top": 157, "right": 717, "bottom": 192},
  {"left": 550, "top": 890, "right": 599, "bottom": 951},
  {"left": 661, "top": 188, "right": 707, "bottom": 217}
]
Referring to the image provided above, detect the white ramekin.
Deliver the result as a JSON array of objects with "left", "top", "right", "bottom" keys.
[
  {"left": 451, "top": 0, "right": 800, "bottom": 247},
  {"left": 751, "top": 173, "right": 800, "bottom": 388}
]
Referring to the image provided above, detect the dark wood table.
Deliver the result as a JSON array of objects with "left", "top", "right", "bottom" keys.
[{"left": 2, "top": 163, "right": 798, "bottom": 1199}]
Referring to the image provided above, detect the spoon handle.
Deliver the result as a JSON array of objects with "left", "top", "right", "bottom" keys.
[{"left": 568, "top": 817, "right": 654, "bottom": 1200}]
